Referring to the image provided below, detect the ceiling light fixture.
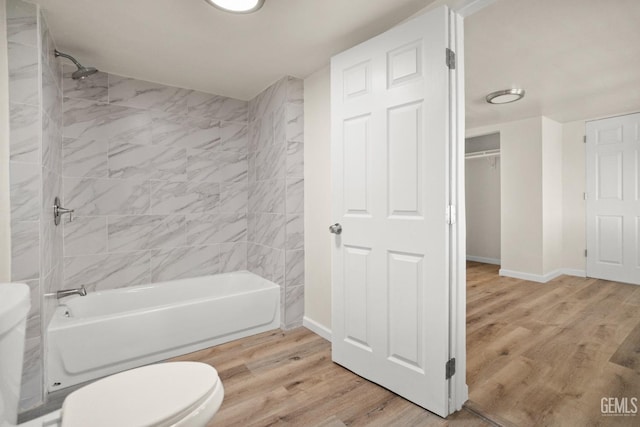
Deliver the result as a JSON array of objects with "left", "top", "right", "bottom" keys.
[
  {"left": 204, "top": 0, "right": 265, "bottom": 13},
  {"left": 486, "top": 88, "right": 525, "bottom": 104}
]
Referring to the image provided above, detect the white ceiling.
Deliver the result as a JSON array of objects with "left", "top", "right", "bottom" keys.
[
  {"left": 32, "top": 0, "right": 435, "bottom": 100},
  {"left": 32, "top": 0, "right": 640, "bottom": 127},
  {"left": 465, "top": 0, "right": 640, "bottom": 128}
]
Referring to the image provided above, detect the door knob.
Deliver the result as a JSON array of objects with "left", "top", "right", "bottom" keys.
[{"left": 329, "top": 223, "right": 342, "bottom": 234}]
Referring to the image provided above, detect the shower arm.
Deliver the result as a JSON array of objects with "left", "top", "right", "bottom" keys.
[{"left": 54, "top": 49, "right": 83, "bottom": 69}]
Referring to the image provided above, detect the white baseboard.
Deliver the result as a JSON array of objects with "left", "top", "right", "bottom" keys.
[
  {"left": 466, "top": 255, "right": 501, "bottom": 265},
  {"left": 303, "top": 316, "right": 332, "bottom": 341},
  {"left": 499, "top": 268, "right": 586, "bottom": 283}
]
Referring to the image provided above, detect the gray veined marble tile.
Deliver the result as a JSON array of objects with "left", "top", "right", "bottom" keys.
[
  {"left": 39, "top": 11, "right": 55, "bottom": 73},
  {"left": 151, "top": 180, "right": 219, "bottom": 214},
  {"left": 186, "top": 91, "right": 248, "bottom": 123},
  {"left": 249, "top": 178, "right": 285, "bottom": 214},
  {"left": 285, "top": 103, "right": 304, "bottom": 143},
  {"left": 42, "top": 63, "right": 61, "bottom": 127},
  {"left": 64, "top": 251, "right": 151, "bottom": 292},
  {"left": 285, "top": 214, "right": 304, "bottom": 251},
  {"left": 8, "top": 41, "right": 39, "bottom": 105},
  {"left": 107, "top": 141, "right": 152, "bottom": 180},
  {"left": 108, "top": 215, "right": 186, "bottom": 252},
  {"left": 255, "top": 142, "right": 286, "bottom": 181},
  {"left": 220, "top": 181, "right": 248, "bottom": 213},
  {"left": 185, "top": 213, "right": 219, "bottom": 246},
  {"left": 42, "top": 112, "right": 63, "bottom": 175},
  {"left": 20, "top": 335, "right": 43, "bottom": 411},
  {"left": 247, "top": 243, "right": 284, "bottom": 286},
  {"left": 249, "top": 78, "right": 286, "bottom": 123},
  {"left": 286, "top": 141, "right": 304, "bottom": 178},
  {"left": 251, "top": 213, "right": 285, "bottom": 249},
  {"left": 41, "top": 166, "right": 61, "bottom": 216},
  {"left": 43, "top": 264, "right": 63, "bottom": 328},
  {"left": 219, "top": 121, "right": 248, "bottom": 152},
  {"left": 63, "top": 177, "right": 150, "bottom": 216},
  {"left": 10, "top": 162, "right": 40, "bottom": 221},
  {"left": 185, "top": 212, "right": 246, "bottom": 245},
  {"left": 274, "top": 104, "right": 285, "bottom": 145},
  {"left": 286, "top": 76, "right": 304, "bottom": 103},
  {"left": 63, "top": 136, "right": 108, "bottom": 178},
  {"left": 151, "top": 114, "right": 220, "bottom": 150},
  {"left": 108, "top": 75, "right": 191, "bottom": 113},
  {"left": 63, "top": 66, "right": 108, "bottom": 103},
  {"left": 22, "top": 278, "right": 40, "bottom": 339},
  {"left": 63, "top": 216, "right": 107, "bottom": 257},
  {"left": 215, "top": 213, "right": 247, "bottom": 243},
  {"left": 248, "top": 119, "right": 261, "bottom": 153},
  {"left": 148, "top": 146, "right": 187, "bottom": 181},
  {"left": 6, "top": 0, "right": 37, "bottom": 46},
  {"left": 286, "top": 178, "right": 304, "bottom": 214},
  {"left": 247, "top": 152, "right": 256, "bottom": 183},
  {"left": 187, "top": 150, "right": 247, "bottom": 184},
  {"left": 220, "top": 242, "right": 247, "bottom": 273},
  {"left": 285, "top": 249, "right": 304, "bottom": 288},
  {"left": 63, "top": 98, "right": 152, "bottom": 144},
  {"left": 258, "top": 110, "right": 274, "bottom": 151},
  {"left": 283, "top": 284, "right": 304, "bottom": 329},
  {"left": 150, "top": 245, "right": 220, "bottom": 282},
  {"left": 40, "top": 214, "right": 54, "bottom": 277},
  {"left": 9, "top": 102, "right": 39, "bottom": 162},
  {"left": 11, "top": 221, "right": 39, "bottom": 281}
]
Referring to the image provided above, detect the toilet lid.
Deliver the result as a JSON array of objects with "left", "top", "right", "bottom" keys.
[{"left": 61, "top": 362, "right": 219, "bottom": 427}]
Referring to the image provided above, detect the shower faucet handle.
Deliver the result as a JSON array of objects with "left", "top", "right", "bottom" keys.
[{"left": 53, "top": 197, "right": 74, "bottom": 225}]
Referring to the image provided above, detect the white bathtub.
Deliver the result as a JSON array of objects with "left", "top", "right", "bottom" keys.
[{"left": 47, "top": 271, "right": 280, "bottom": 391}]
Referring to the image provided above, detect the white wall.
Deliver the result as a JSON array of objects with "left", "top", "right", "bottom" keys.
[
  {"left": 562, "top": 120, "right": 586, "bottom": 273},
  {"left": 303, "top": 66, "right": 332, "bottom": 330},
  {"left": 468, "top": 117, "right": 544, "bottom": 276},
  {"left": 465, "top": 156, "right": 500, "bottom": 263},
  {"left": 542, "top": 117, "right": 564, "bottom": 274},
  {"left": 0, "top": 0, "right": 11, "bottom": 282}
]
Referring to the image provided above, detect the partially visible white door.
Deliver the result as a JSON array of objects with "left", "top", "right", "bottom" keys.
[
  {"left": 331, "top": 6, "right": 459, "bottom": 417},
  {"left": 586, "top": 112, "right": 640, "bottom": 285}
]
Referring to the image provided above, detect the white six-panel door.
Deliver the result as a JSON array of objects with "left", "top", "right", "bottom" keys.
[
  {"left": 331, "top": 6, "right": 455, "bottom": 417},
  {"left": 586, "top": 112, "right": 640, "bottom": 285}
]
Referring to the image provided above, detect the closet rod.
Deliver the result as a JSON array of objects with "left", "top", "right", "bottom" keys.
[{"left": 465, "top": 149, "right": 501, "bottom": 159}]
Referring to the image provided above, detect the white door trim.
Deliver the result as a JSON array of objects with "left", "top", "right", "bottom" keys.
[{"left": 448, "top": 10, "right": 468, "bottom": 412}]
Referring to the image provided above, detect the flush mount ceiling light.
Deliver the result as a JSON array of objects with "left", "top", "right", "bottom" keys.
[
  {"left": 486, "top": 88, "right": 525, "bottom": 104},
  {"left": 204, "top": 0, "right": 265, "bottom": 13}
]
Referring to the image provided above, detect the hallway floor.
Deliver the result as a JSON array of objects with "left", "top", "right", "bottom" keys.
[
  {"left": 465, "top": 261, "right": 640, "bottom": 426},
  {"left": 175, "top": 263, "right": 640, "bottom": 426}
]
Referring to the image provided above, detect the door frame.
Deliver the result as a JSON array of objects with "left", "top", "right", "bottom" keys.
[{"left": 448, "top": 10, "right": 468, "bottom": 412}]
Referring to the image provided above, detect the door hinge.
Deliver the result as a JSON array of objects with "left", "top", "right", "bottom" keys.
[
  {"left": 585, "top": 249, "right": 588, "bottom": 257},
  {"left": 446, "top": 48, "right": 456, "bottom": 70},
  {"left": 446, "top": 205, "right": 457, "bottom": 225},
  {"left": 445, "top": 358, "right": 456, "bottom": 379},
  {"left": 583, "top": 192, "right": 587, "bottom": 200},
  {"left": 583, "top": 135, "right": 587, "bottom": 143}
]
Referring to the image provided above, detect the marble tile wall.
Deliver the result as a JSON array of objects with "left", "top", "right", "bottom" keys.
[
  {"left": 6, "top": 0, "right": 63, "bottom": 411},
  {"left": 61, "top": 71, "right": 249, "bottom": 292},
  {"left": 247, "top": 76, "right": 304, "bottom": 329}
]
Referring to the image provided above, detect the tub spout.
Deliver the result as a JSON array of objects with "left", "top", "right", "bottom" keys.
[{"left": 56, "top": 285, "right": 87, "bottom": 299}]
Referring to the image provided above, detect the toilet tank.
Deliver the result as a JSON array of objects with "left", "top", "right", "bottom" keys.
[{"left": 0, "top": 283, "right": 31, "bottom": 427}]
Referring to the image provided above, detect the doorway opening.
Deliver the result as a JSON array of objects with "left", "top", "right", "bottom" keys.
[{"left": 465, "top": 133, "right": 501, "bottom": 266}]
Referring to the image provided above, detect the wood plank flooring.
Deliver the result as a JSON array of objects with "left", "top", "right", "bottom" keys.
[
  {"left": 171, "top": 327, "right": 490, "bottom": 426},
  {"left": 173, "top": 263, "right": 640, "bottom": 426},
  {"left": 465, "top": 262, "right": 640, "bottom": 427}
]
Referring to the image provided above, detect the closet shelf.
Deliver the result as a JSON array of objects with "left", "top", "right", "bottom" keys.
[{"left": 465, "top": 149, "right": 501, "bottom": 159}]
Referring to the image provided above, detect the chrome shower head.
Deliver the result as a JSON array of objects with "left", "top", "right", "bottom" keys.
[
  {"left": 71, "top": 66, "right": 98, "bottom": 80},
  {"left": 54, "top": 49, "right": 98, "bottom": 80}
]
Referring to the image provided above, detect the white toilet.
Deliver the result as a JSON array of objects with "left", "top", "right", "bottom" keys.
[{"left": 0, "top": 283, "right": 224, "bottom": 427}]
